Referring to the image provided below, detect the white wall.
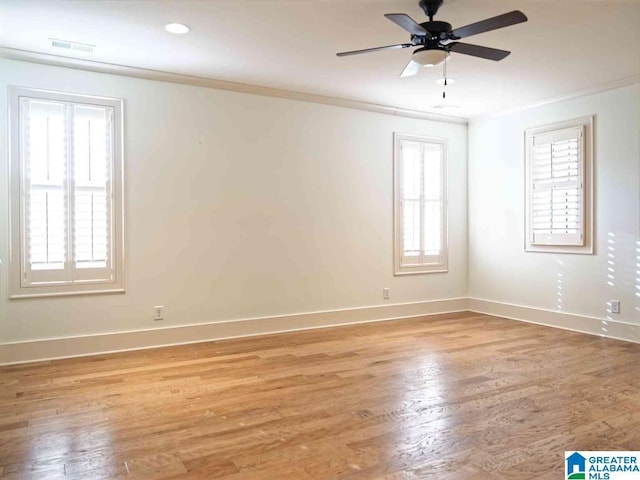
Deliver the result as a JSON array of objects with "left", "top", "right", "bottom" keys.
[
  {"left": 469, "top": 84, "right": 640, "bottom": 328},
  {"left": 0, "top": 58, "right": 468, "bottom": 345}
]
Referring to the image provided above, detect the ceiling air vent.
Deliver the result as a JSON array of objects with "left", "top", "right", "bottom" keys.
[
  {"left": 50, "top": 38, "right": 95, "bottom": 53},
  {"left": 432, "top": 104, "right": 460, "bottom": 110}
]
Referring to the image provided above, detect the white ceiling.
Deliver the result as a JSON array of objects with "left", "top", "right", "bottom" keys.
[{"left": 1, "top": 0, "right": 639, "bottom": 118}]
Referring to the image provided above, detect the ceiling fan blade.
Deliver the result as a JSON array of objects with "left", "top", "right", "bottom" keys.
[
  {"left": 400, "top": 60, "right": 421, "bottom": 77},
  {"left": 384, "top": 13, "right": 429, "bottom": 36},
  {"left": 450, "top": 10, "right": 527, "bottom": 39},
  {"left": 448, "top": 42, "right": 511, "bottom": 61},
  {"left": 337, "top": 43, "right": 413, "bottom": 57}
]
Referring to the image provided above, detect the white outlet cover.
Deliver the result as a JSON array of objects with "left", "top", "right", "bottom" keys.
[{"left": 610, "top": 300, "right": 621, "bottom": 314}]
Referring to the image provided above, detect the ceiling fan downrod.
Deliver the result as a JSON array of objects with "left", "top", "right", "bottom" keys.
[{"left": 419, "top": 0, "right": 444, "bottom": 21}]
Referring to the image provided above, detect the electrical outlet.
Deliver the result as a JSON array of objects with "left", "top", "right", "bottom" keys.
[
  {"left": 383, "top": 288, "right": 390, "bottom": 300},
  {"left": 154, "top": 306, "right": 164, "bottom": 321},
  {"left": 610, "top": 300, "right": 620, "bottom": 314}
]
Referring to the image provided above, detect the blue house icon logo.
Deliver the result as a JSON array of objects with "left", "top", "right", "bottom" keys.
[{"left": 566, "top": 452, "right": 586, "bottom": 479}]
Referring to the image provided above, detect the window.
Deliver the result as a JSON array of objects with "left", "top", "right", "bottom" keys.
[
  {"left": 394, "top": 133, "right": 447, "bottom": 275},
  {"left": 525, "top": 116, "right": 593, "bottom": 254},
  {"left": 9, "top": 87, "right": 124, "bottom": 298}
]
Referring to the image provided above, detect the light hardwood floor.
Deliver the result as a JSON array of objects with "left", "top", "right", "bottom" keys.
[{"left": 1, "top": 312, "right": 639, "bottom": 479}]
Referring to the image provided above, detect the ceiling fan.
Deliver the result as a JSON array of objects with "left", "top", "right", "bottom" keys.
[{"left": 337, "top": 0, "right": 527, "bottom": 77}]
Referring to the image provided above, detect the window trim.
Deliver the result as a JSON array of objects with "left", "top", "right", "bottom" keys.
[
  {"left": 524, "top": 116, "right": 594, "bottom": 254},
  {"left": 393, "top": 132, "right": 448, "bottom": 275},
  {"left": 8, "top": 86, "right": 125, "bottom": 298}
]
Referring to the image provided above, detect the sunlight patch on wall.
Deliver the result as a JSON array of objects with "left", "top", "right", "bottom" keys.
[
  {"left": 636, "top": 239, "right": 640, "bottom": 310},
  {"left": 602, "top": 233, "right": 617, "bottom": 335},
  {"left": 556, "top": 266, "right": 563, "bottom": 311},
  {"left": 607, "top": 233, "right": 616, "bottom": 288}
]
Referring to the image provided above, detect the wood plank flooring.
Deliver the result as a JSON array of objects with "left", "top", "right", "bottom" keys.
[{"left": 1, "top": 312, "right": 639, "bottom": 479}]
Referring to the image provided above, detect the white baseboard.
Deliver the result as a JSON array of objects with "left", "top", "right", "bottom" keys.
[
  {"left": 468, "top": 298, "right": 640, "bottom": 344},
  {"left": 4, "top": 297, "right": 637, "bottom": 365},
  {"left": 0, "top": 298, "right": 468, "bottom": 365}
]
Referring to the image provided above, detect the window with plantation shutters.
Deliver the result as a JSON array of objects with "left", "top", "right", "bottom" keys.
[
  {"left": 394, "top": 133, "right": 447, "bottom": 274},
  {"left": 9, "top": 87, "right": 124, "bottom": 298},
  {"left": 525, "top": 117, "right": 593, "bottom": 254}
]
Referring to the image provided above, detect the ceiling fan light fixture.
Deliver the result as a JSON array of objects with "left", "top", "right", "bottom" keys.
[{"left": 412, "top": 48, "right": 449, "bottom": 67}]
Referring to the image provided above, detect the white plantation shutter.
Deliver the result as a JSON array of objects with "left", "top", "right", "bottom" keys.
[
  {"left": 529, "top": 126, "right": 584, "bottom": 246},
  {"left": 395, "top": 135, "right": 447, "bottom": 273},
  {"left": 401, "top": 141, "right": 421, "bottom": 260},
  {"left": 423, "top": 145, "right": 442, "bottom": 256},
  {"left": 15, "top": 92, "right": 118, "bottom": 291},
  {"left": 72, "top": 105, "right": 113, "bottom": 280},
  {"left": 23, "top": 100, "right": 68, "bottom": 285}
]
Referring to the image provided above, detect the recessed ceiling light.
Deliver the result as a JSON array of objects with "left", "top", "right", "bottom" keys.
[
  {"left": 436, "top": 78, "right": 456, "bottom": 85},
  {"left": 165, "top": 23, "right": 190, "bottom": 34}
]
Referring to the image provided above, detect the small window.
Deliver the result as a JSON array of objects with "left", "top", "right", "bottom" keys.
[
  {"left": 525, "top": 116, "right": 593, "bottom": 254},
  {"left": 9, "top": 87, "right": 124, "bottom": 298},
  {"left": 394, "top": 133, "right": 447, "bottom": 275}
]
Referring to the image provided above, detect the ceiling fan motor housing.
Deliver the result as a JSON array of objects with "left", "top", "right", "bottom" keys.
[{"left": 419, "top": 21, "right": 453, "bottom": 42}]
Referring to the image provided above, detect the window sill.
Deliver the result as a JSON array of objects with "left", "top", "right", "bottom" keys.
[
  {"left": 394, "top": 267, "right": 449, "bottom": 276},
  {"left": 9, "top": 288, "right": 125, "bottom": 300},
  {"left": 525, "top": 245, "right": 594, "bottom": 255}
]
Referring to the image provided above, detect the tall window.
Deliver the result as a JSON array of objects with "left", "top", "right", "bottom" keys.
[
  {"left": 9, "top": 87, "right": 124, "bottom": 298},
  {"left": 394, "top": 133, "right": 447, "bottom": 275},
  {"left": 525, "top": 117, "right": 593, "bottom": 254}
]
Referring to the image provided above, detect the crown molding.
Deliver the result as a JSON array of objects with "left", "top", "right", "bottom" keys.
[
  {"left": 470, "top": 75, "right": 640, "bottom": 122},
  {"left": 0, "top": 46, "right": 468, "bottom": 126}
]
